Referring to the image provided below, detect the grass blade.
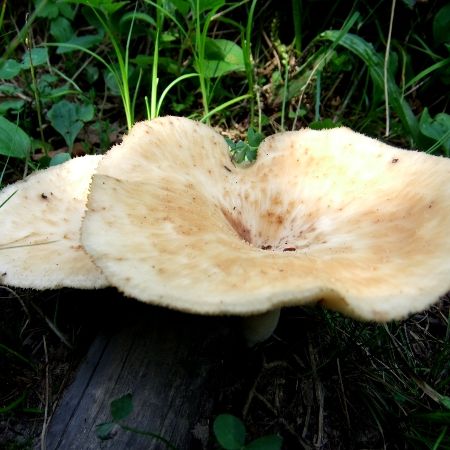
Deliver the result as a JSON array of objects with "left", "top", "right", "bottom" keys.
[{"left": 320, "top": 31, "right": 419, "bottom": 144}]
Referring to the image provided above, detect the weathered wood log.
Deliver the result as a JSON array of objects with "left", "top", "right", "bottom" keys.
[{"left": 45, "top": 302, "right": 239, "bottom": 450}]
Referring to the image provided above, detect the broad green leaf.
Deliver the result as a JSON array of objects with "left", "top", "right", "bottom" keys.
[
  {"left": 35, "top": 0, "right": 59, "bottom": 18},
  {"left": 400, "top": 0, "right": 416, "bottom": 8},
  {"left": 309, "top": 118, "right": 341, "bottom": 130},
  {"left": 37, "top": 74, "right": 71, "bottom": 99},
  {"left": 96, "top": 422, "right": 117, "bottom": 440},
  {"left": 66, "top": 0, "right": 128, "bottom": 14},
  {"left": 133, "top": 55, "right": 180, "bottom": 75},
  {"left": 0, "top": 59, "right": 22, "bottom": 79},
  {"left": 320, "top": 31, "right": 419, "bottom": 143},
  {"left": 21, "top": 48, "right": 49, "bottom": 69},
  {"left": 50, "top": 17, "right": 74, "bottom": 42},
  {"left": 245, "top": 435, "right": 283, "bottom": 450},
  {"left": 0, "top": 84, "right": 23, "bottom": 96},
  {"left": 110, "top": 393, "right": 133, "bottom": 421},
  {"left": 50, "top": 153, "right": 71, "bottom": 166},
  {"left": 0, "top": 99, "right": 25, "bottom": 114},
  {"left": 47, "top": 100, "right": 94, "bottom": 150},
  {"left": 419, "top": 108, "right": 450, "bottom": 153},
  {"left": 213, "top": 414, "right": 246, "bottom": 450},
  {"left": 35, "top": 0, "right": 75, "bottom": 19},
  {"left": 104, "top": 70, "right": 122, "bottom": 96},
  {"left": 0, "top": 117, "right": 31, "bottom": 158},
  {"left": 56, "top": 33, "right": 104, "bottom": 54},
  {"left": 202, "top": 38, "right": 245, "bottom": 78},
  {"left": 120, "top": 11, "right": 156, "bottom": 28},
  {"left": 168, "top": 0, "right": 190, "bottom": 15},
  {"left": 59, "top": 2, "right": 76, "bottom": 19},
  {"left": 433, "top": 4, "right": 450, "bottom": 46}
]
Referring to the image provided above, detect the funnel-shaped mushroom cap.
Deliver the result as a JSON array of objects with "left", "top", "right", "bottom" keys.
[
  {"left": 82, "top": 117, "right": 450, "bottom": 320},
  {"left": 0, "top": 155, "right": 107, "bottom": 289}
]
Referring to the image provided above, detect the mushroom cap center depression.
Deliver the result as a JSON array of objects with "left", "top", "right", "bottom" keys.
[
  {"left": 220, "top": 193, "right": 315, "bottom": 253},
  {"left": 218, "top": 138, "right": 332, "bottom": 254}
]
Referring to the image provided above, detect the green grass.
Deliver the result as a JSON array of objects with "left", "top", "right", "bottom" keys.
[{"left": 0, "top": 0, "right": 449, "bottom": 448}]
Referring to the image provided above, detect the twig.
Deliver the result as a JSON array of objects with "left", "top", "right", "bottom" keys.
[
  {"left": 336, "top": 358, "right": 351, "bottom": 430},
  {"left": 280, "top": 417, "right": 312, "bottom": 450},
  {"left": 242, "top": 356, "right": 265, "bottom": 418},
  {"left": 40, "top": 335, "right": 49, "bottom": 450},
  {"left": 308, "top": 338, "right": 324, "bottom": 448},
  {"left": 29, "top": 300, "right": 74, "bottom": 349},
  {"left": 384, "top": 0, "right": 397, "bottom": 137}
]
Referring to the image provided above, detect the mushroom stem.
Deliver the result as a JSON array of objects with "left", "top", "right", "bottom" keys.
[{"left": 241, "top": 308, "right": 281, "bottom": 346}]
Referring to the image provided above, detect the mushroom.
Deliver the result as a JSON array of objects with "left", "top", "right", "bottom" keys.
[
  {"left": 81, "top": 116, "right": 450, "bottom": 343},
  {"left": 0, "top": 155, "right": 107, "bottom": 289}
]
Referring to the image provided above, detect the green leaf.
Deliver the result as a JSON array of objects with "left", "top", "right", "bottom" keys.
[
  {"left": 247, "top": 128, "right": 264, "bottom": 148},
  {"left": 21, "top": 48, "right": 49, "bottom": 69},
  {"left": 59, "top": 2, "right": 76, "bottom": 19},
  {"left": 196, "top": 0, "right": 225, "bottom": 13},
  {"left": 35, "top": 0, "right": 75, "bottom": 19},
  {"left": 120, "top": 11, "right": 156, "bottom": 28},
  {"left": 50, "top": 17, "right": 74, "bottom": 42},
  {"left": 433, "top": 4, "right": 450, "bottom": 46},
  {"left": 85, "top": 64, "right": 100, "bottom": 83},
  {"left": 419, "top": 108, "right": 450, "bottom": 153},
  {"left": 202, "top": 39, "right": 245, "bottom": 78},
  {"left": 35, "top": 0, "right": 59, "bottom": 18},
  {"left": 47, "top": 100, "right": 94, "bottom": 150},
  {"left": 110, "top": 393, "right": 133, "bottom": 421},
  {"left": 50, "top": 153, "right": 71, "bottom": 166},
  {"left": 0, "top": 116, "right": 31, "bottom": 158},
  {"left": 168, "top": 0, "right": 190, "bottom": 15},
  {"left": 66, "top": 0, "right": 128, "bottom": 14},
  {"left": 56, "top": 32, "right": 104, "bottom": 54},
  {"left": 245, "top": 435, "right": 283, "bottom": 450},
  {"left": 104, "top": 70, "right": 122, "bottom": 96},
  {"left": 96, "top": 422, "right": 117, "bottom": 440},
  {"left": 133, "top": 55, "right": 180, "bottom": 76},
  {"left": 213, "top": 414, "right": 246, "bottom": 450},
  {"left": 320, "top": 31, "right": 419, "bottom": 143},
  {"left": 226, "top": 128, "right": 262, "bottom": 164},
  {"left": 439, "top": 395, "right": 450, "bottom": 410},
  {"left": 0, "top": 99, "right": 25, "bottom": 114},
  {"left": 309, "top": 118, "right": 341, "bottom": 130},
  {"left": 400, "top": 0, "right": 416, "bottom": 9},
  {"left": 0, "top": 391, "right": 27, "bottom": 413},
  {"left": 0, "top": 59, "right": 22, "bottom": 79}
]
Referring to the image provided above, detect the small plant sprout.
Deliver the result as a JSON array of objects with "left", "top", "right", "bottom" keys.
[
  {"left": 225, "top": 128, "right": 264, "bottom": 164},
  {"left": 96, "top": 393, "right": 177, "bottom": 449},
  {"left": 213, "top": 414, "right": 282, "bottom": 450}
]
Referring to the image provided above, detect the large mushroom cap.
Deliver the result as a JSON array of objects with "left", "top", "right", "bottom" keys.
[
  {"left": 82, "top": 117, "right": 450, "bottom": 320},
  {"left": 0, "top": 155, "right": 107, "bottom": 289}
]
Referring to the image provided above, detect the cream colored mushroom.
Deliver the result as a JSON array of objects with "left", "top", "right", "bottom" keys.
[
  {"left": 81, "top": 116, "right": 450, "bottom": 342},
  {"left": 0, "top": 155, "right": 107, "bottom": 289}
]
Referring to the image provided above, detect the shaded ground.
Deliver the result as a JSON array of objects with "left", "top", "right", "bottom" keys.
[{"left": 1, "top": 287, "right": 448, "bottom": 449}]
